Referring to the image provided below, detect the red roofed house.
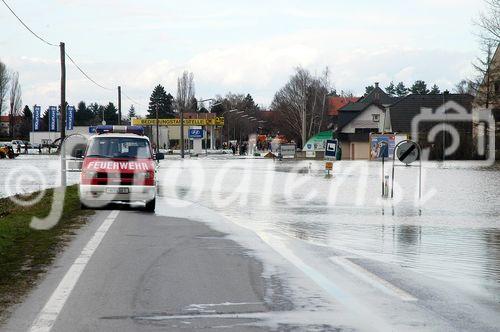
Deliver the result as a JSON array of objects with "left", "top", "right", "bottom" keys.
[{"left": 327, "top": 96, "right": 360, "bottom": 130}]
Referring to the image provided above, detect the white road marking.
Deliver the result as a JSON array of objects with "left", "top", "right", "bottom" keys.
[
  {"left": 29, "top": 210, "right": 119, "bottom": 332},
  {"left": 330, "top": 256, "right": 417, "bottom": 302}
]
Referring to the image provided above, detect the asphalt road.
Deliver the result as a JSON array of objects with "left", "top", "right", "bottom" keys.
[
  {"left": 3, "top": 209, "right": 291, "bottom": 332},
  {"left": 3, "top": 202, "right": 500, "bottom": 331}
]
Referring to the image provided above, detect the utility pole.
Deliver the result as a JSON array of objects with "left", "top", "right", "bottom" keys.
[
  {"left": 155, "top": 104, "right": 159, "bottom": 155},
  {"left": 118, "top": 86, "right": 122, "bottom": 125},
  {"left": 60, "top": 42, "right": 66, "bottom": 141},
  {"left": 60, "top": 42, "right": 67, "bottom": 187},
  {"left": 180, "top": 106, "right": 185, "bottom": 158}
]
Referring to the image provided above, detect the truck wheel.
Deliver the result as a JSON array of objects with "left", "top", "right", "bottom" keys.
[
  {"left": 145, "top": 198, "right": 156, "bottom": 212},
  {"left": 80, "top": 200, "right": 89, "bottom": 210}
]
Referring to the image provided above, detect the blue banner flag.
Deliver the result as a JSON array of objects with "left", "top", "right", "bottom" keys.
[
  {"left": 66, "top": 105, "right": 75, "bottom": 130},
  {"left": 33, "top": 105, "right": 41, "bottom": 131},
  {"left": 49, "top": 106, "right": 58, "bottom": 132}
]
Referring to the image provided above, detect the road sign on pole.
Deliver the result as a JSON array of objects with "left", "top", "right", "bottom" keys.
[
  {"left": 391, "top": 140, "right": 422, "bottom": 199},
  {"left": 324, "top": 139, "right": 338, "bottom": 159},
  {"left": 396, "top": 141, "right": 419, "bottom": 165}
]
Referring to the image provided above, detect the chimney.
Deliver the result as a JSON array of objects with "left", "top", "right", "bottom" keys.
[{"left": 375, "top": 82, "right": 379, "bottom": 88}]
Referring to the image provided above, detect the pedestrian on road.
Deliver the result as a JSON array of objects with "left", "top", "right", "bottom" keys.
[
  {"left": 24, "top": 144, "right": 28, "bottom": 154},
  {"left": 16, "top": 143, "right": 21, "bottom": 154},
  {"left": 38, "top": 145, "right": 42, "bottom": 154}
]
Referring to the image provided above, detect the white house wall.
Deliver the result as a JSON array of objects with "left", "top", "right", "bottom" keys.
[{"left": 341, "top": 105, "right": 385, "bottom": 133}]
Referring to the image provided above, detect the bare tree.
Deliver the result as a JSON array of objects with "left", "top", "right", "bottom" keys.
[
  {"left": 176, "top": 71, "right": 195, "bottom": 113},
  {"left": 475, "top": 0, "right": 500, "bottom": 44},
  {"left": 271, "top": 67, "right": 331, "bottom": 147},
  {"left": 454, "top": 79, "right": 477, "bottom": 95},
  {"left": 0, "top": 60, "right": 9, "bottom": 115},
  {"left": 472, "top": 41, "right": 500, "bottom": 108},
  {"left": 9, "top": 71, "right": 22, "bottom": 138}
]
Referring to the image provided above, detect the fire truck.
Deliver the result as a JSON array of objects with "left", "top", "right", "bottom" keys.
[{"left": 78, "top": 126, "right": 163, "bottom": 211}]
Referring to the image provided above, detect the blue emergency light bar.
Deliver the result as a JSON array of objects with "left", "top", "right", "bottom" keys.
[{"left": 95, "top": 125, "right": 144, "bottom": 135}]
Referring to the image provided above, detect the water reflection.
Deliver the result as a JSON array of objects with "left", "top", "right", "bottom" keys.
[{"left": 157, "top": 159, "right": 500, "bottom": 295}]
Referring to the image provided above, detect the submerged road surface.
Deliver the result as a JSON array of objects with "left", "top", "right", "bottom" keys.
[{"left": 4, "top": 209, "right": 292, "bottom": 332}]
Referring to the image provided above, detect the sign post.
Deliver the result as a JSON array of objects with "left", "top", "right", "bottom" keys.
[
  {"left": 324, "top": 139, "right": 338, "bottom": 177},
  {"left": 391, "top": 140, "right": 422, "bottom": 199},
  {"left": 378, "top": 141, "right": 389, "bottom": 197},
  {"left": 324, "top": 139, "right": 338, "bottom": 159}
]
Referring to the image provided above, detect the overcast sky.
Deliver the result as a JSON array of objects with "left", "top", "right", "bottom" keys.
[{"left": 0, "top": 0, "right": 487, "bottom": 115}]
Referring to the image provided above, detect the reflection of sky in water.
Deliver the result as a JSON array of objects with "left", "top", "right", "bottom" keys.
[{"left": 158, "top": 158, "right": 500, "bottom": 295}]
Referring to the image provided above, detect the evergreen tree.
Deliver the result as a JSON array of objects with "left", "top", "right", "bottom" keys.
[
  {"left": 243, "top": 93, "right": 258, "bottom": 111},
  {"left": 75, "top": 101, "right": 94, "bottom": 126},
  {"left": 429, "top": 84, "right": 441, "bottom": 94},
  {"left": 395, "top": 82, "right": 408, "bottom": 97},
  {"left": 385, "top": 81, "right": 396, "bottom": 96},
  {"left": 41, "top": 108, "right": 49, "bottom": 131},
  {"left": 410, "top": 80, "right": 430, "bottom": 94},
  {"left": 22, "top": 105, "right": 32, "bottom": 118},
  {"left": 148, "top": 84, "right": 174, "bottom": 118},
  {"left": 128, "top": 105, "right": 136, "bottom": 120},
  {"left": 365, "top": 85, "right": 375, "bottom": 95},
  {"left": 104, "top": 102, "right": 119, "bottom": 125}
]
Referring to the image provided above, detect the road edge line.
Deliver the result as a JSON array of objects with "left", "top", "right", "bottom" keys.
[{"left": 29, "top": 210, "right": 119, "bottom": 332}]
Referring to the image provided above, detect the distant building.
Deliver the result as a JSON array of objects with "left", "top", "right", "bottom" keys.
[
  {"left": 326, "top": 95, "right": 360, "bottom": 129},
  {"left": 335, "top": 82, "right": 475, "bottom": 160},
  {"left": 335, "top": 83, "right": 398, "bottom": 159},
  {"left": 0, "top": 115, "right": 24, "bottom": 138}
]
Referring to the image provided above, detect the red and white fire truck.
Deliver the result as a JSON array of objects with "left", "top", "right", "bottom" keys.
[{"left": 79, "top": 126, "right": 163, "bottom": 211}]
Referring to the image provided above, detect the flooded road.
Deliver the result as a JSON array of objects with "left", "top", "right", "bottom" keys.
[
  {"left": 2, "top": 155, "right": 500, "bottom": 329},
  {"left": 156, "top": 157, "right": 500, "bottom": 305}
]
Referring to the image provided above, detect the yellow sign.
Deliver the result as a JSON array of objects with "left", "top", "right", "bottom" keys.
[
  {"left": 131, "top": 117, "right": 225, "bottom": 126},
  {"left": 325, "top": 161, "right": 333, "bottom": 171}
]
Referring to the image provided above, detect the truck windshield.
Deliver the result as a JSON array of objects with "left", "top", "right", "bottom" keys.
[{"left": 86, "top": 137, "right": 152, "bottom": 159}]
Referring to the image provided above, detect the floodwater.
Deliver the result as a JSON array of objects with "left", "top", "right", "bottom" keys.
[
  {"left": 0, "top": 155, "right": 79, "bottom": 198},
  {"left": 2, "top": 154, "right": 500, "bottom": 303},
  {"left": 156, "top": 157, "right": 500, "bottom": 301}
]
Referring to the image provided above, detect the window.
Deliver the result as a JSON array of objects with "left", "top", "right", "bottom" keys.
[
  {"left": 372, "top": 114, "right": 380, "bottom": 122},
  {"left": 86, "top": 137, "right": 152, "bottom": 159}
]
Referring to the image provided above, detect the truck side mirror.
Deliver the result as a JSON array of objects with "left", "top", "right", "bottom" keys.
[
  {"left": 75, "top": 149, "right": 84, "bottom": 159},
  {"left": 155, "top": 152, "right": 165, "bottom": 161}
]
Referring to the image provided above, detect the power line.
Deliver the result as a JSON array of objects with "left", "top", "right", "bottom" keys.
[
  {"left": 1, "top": 0, "right": 58, "bottom": 47},
  {"left": 2, "top": 0, "right": 149, "bottom": 104},
  {"left": 65, "top": 51, "right": 114, "bottom": 91},
  {"left": 123, "top": 93, "right": 147, "bottom": 108}
]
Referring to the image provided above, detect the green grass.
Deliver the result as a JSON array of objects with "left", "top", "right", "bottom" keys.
[{"left": 0, "top": 185, "right": 93, "bottom": 319}]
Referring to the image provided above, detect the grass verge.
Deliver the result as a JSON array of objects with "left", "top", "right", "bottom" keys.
[{"left": 0, "top": 185, "right": 93, "bottom": 320}]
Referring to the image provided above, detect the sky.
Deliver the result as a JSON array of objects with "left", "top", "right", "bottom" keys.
[{"left": 0, "top": 0, "right": 488, "bottom": 116}]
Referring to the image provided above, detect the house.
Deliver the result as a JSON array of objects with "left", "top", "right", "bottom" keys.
[
  {"left": 335, "top": 82, "right": 475, "bottom": 160},
  {"left": 0, "top": 115, "right": 25, "bottom": 138},
  {"left": 335, "top": 83, "right": 398, "bottom": 159},
  {"left": 326, "top": 95, "right": 360, "bottom": 129},
  {"left": 0, "top": 116, "right": 9, "bottom": 136},
  {"left": 387, "top": 93, "right": 474, "bottom": 160}
]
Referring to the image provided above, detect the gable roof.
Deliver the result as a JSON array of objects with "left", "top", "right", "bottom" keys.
[
  {"left": 358, "top": 85, "right": 397, "bottom": 105},
  {"left": 337, "top": 102, "right": 385, "bottom": 130},
  {"left": 327, "top": 96, "right": 360, "bottom": 116},
  {"left": 389, "top": 93, "right": 474, "bottom": 132}
]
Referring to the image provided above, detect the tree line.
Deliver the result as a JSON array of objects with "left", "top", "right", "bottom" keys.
[{"left": 0, "top": 59, "right": 23, "bottom": 139}]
